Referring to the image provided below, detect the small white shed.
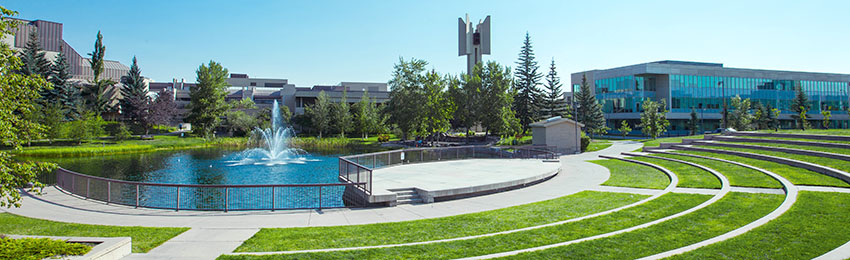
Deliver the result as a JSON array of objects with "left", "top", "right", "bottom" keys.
[{"left": 530, "top": 117, "right": 584, "bottom": 154}]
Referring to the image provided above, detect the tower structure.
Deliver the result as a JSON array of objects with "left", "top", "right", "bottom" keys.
[{"left": 458, "top": 14, "right": 491, "bottom": 75}]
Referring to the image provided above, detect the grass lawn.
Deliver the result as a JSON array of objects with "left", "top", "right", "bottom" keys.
[
  {"left": 0, "top": 213, "right": 188, "bottom": 253},
  {"left": 507, "top": 192, "right": 783, "bottom": 259},
  {"left": 586, "top": 140, "right": 613, "bottom": 152},
  {"left": 221, "top": 193, "right": 711, "bottom": 259},
  {"left": 638, "top": 135, "right": 707, "bottom": 151},
  {"left": 736, "top": 135, "right": 850, "bottom": 144},
  {"left": 716, "top": 141, "right": 850, "bottom": 156},
  {"left": 669, "top": 191, "right": 850, "bottom": 260},
  {"left": 675, "top": 150, "right": 850, "bottom": 187},
  {"left": 12, "top": 135, "right": 247, "bottom": 158},
  {"left": 695, "top": 145, "right": 850, "bottom": 174},
  {"left": 235, "top": 191, "right": 645, "bottom": 252},
  {"left": 756, "top": 129, "right": 850, "bottom": 136},
  {"left": 590, "top": 160, "right": 670, "bottom": 189},
  {"left": 652, "top": 153, "right": 782, "bottom": 188},
  {"left": 630, "top": 156, "right": 721, "bottom": 189}
]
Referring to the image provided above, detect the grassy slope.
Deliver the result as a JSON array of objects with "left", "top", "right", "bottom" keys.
[
  {"left": 638, "top": 135, "right": 707, "bottom": 151},
  {"left": 653, "top": 153, "right": 782, "bottom": 188},
  {"left": 586, "top": 140, "right": 613, "bottom": 152},
  {"left": 507, "top": 192, "right": 783, "bottom": 259},
  {"left": 696, "top": 145, "right": 850, "bottom": 174},
  {"left": 737, "top": 135, "right": 850, "bottom": 144},
  {"left": 630, "top": 156, "right": 721, "bottom": 189},
  {"left": 715, "top": 141, "right": 850, "bottom": 155},
  {"left": 13, "top": 136, "right": 246, "bottom": 157},
  {"left": 676, "top": 150, "right": 850, "bottom": 187},
  {"left": 221, "top": 193, "right": 711, "bottom": 259},
  {"left": 669, "top": 191, "right": 850, "bottom": 260},
  {"left": 0, "top": 213, "right": 188, "bottom": 253},
  {"left": 235, "top": 191, "right": 645, "bottom": 251},
  {"left": 756, "top": 129, "right": 850, "bottom": 136},
  {"left": 590, "top": 160, "right": 670, "bottom": 190}
]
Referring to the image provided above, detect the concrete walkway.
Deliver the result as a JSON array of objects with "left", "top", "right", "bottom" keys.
[{"left": 2, "top": 141, "right": 643, "bottom": 260}]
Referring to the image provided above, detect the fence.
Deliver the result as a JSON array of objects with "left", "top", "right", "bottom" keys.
[
  {"left": 338, "top": 145, "right": 558, "bottom": 196},
  {"left": 53, "top": 168, "right": 367, "bottom": 211}
]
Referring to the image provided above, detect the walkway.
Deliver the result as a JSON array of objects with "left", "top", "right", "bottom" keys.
[{"left": 2, "top": 141, "right": 643, "bottom": 259}]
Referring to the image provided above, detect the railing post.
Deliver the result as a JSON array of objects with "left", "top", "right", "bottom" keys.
[
  {"left": 135, "top": 185, "right": 139, "bottom": 208},
  {"left": 373, "top": 154, "right": 377, "bottom": 168},
  {"left": 107, "top": 181, "right": 111, "bottom": 204},
  {"left": 271, "top": 187, "right": 276, "bottom": 212},
  {"left": 71, "top": 175, "right": 75, "bottom": 194},
  {"left": 176, "top": 186, "right": 180, "bottom": 212},
  {"left": 388, "top": 152, "right": 391, "bottom": 166},
  {"left": 357, "top": 167, "right": 361, "bottom": 189},
  {"left": 318, "top": 186, "right": 323, "bottom": 209},
  {"left": 472, "top": 147, "right": 475, "bottom": 158},
  {"left": 420, "top": 150, "right": 424, "bottom": 162},
  {"left": 86, "top": 179, "right": 90, "bottom": 199},
  {"left": 224, "top": 187, "right": 229, "bottom": 212}
]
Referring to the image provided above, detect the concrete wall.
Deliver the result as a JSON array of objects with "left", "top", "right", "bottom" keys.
[{"left": 532, "top": 121, "right": 582, "bottom": 154}]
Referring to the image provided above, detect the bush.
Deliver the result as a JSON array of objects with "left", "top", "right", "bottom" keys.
[
  {"left": 580, "top": 133, "right": 591, "bottom": 152},
  {"left": 114, "top": 124, "right": 132, "bottom": 141},
  {"left": 0, "top": 236, "right": 91, "bottom": 260},
  {"left": 377, "top": 134, "right": 391, "bottom": 142}
]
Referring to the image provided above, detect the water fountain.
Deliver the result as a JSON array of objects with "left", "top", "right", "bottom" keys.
[{"left": 228, "top": 100, "right": 311, "bottom": 166}]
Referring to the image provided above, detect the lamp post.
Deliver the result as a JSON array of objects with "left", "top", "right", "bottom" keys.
[{"left": 719, "top": 81, "right": 727, "bottom": 130}]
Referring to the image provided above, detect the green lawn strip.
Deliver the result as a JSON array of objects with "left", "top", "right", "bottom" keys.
[
  {"left": 637, "top": 135, "right": 708, "bottom": 151},
  {"left": 715, "top": 141, "right": 850, "bottom": 155},
  {"left": 668, "top": 191, "right": 850, "bottom": 260},
  {"left": 696, "top": 145, "right": 850, "bottom": 174},
  {"left": 586, "top": 140, "right": 613, "bottom": 152},
  {"left": 221, "top": 193, "right": 711, "bottom": 259},
  {"left": 756, "top": 129, "right": 850, "bottom": 136},
  {"left": 505, "top": 192, "right": 783, "bottom": 259},
  {"left": 652, "top": 153, "right": 782, "bottom": 188},
  {"left": 590, "top": 159, "right": 670, "bottom": 189},
  {"left": 13, "top": 136, "right": 247, "bottom": 158},
  {"left": 674, "top": 150, "right": 850, "bottom": 187},
  {"left": 0, "top": 213, "right": 189, "bottom": 253},
  {"left": 235, "top": 191, "right": 645, "bottom": 252},
  {"left": 629, "top": 157, "right": 721, "bottom": 189},
  {"left": 736, "top": 135, "right": 850, "bottom": 144}
]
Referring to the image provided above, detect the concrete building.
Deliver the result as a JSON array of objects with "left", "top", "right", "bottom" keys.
[
  {"left": 530, "top": 117, "right": 583, "bottom": 154},
  {"left": 572, "top": 60, "right": 850, "bottom": 135}
]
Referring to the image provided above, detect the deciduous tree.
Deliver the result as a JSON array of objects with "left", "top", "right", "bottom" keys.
[
  {"left": 639, "top": 99, "right": 670, "bottom": 139},
  {"left": 618, "top": 120, "right": 632, "bottom": 140},
  {"left": 687, "top": 108, "right": 699, "bottom": 135},
  {"left": 186, "top": 61, "right": 230, "bottom": 139},
  {"left": 306, "top": 91, "right": 332, "bottom": 138},
  {"left": 729, "top": 95, "right": 753, "bottom": 131},
  {"left": 386, "top": 58, "right": 428, "bottom": 140}
]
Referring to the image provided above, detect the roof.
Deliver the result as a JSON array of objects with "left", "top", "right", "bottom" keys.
[{"left": 529, "top": 117, "right": 584, "bottom": 128}]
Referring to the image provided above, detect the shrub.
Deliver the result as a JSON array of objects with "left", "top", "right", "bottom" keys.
[
  {"left": 114, "top": 124, "right": 133, "bottom": 141},
  {"left": 0, "top": 236, "right": 91, "bottom": 260},
  {"left": 580, "top": 133, "right": 591, "bottom": 152},
  {"left": 377, "top": 134, "right": 391, "bottom": 142}
]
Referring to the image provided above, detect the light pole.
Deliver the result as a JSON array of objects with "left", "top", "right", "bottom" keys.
[{"left": 719, "top": 81, "right": 727, "bottom": 130}]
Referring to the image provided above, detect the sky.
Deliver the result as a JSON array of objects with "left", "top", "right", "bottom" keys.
[{"left": 5, "top": 0, "right": 850, "bottom": 89}]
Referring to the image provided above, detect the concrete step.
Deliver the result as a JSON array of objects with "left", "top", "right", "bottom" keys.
[
  {"left": 395, "top": 191, "right": 417, "bottom": 196},
  {"left": 397, "top": 198, "right": 423, "bottom": 204},
  {"left": 397, "top": 194, "right": 418, "bottom": 200}
]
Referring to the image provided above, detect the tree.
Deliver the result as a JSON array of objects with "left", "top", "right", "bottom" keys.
[
  {"left": 120, "top": 57, "right": 149, "bottom": 124},
  {"left": 752, "top": 103, "right": 768, "bottom": 130},
  {"left": 68, "top": 111, "right": 105, "bottom": 144},
  {"left": 769, "top": 107, "right": 780, "bottom": 131},
  {"left": 0, "top": 6, "right": 57, "bottom": 208},
  {"left": 478, "top": 62, "right": 518, "bottom": 136},
  {"left": 332, "top": 90, "right": 353, "bottom": 137},
  {"left": 639, "top": 99, "right": 670, "bottom": 139},
  {"left": 729, "top": 95, "right": 753, "bottom": 131},
  {"left": 146, "top": 89, "right": 177, "bottom": 132},
  {"left": 798, "top": 106, "right": 811, "bottom": 130},
  {"left": 354, "top": 91, "right": 379, "bottom": 139},
  {"left": 49, "top": 47, "right": 81, "bottom": 119},
  {"left": 36, "top": 103, "right": 67, "bottom": 143},
  {"left": 18, "top": 28, "right": 51, "bottom": 78},
  {"left": 513, "top": 33, "right": 544, "bottom": 132},
  {"left": 687, "top": 108, "right": 699, "bottom": 135},
  {"left": 421, "top": 70, "right": 453, "bottom": 137},
  {"left": 790, "top": 85, "right": 810, "bottom": 130},
  {"left": 541, "top": 58, "right": 568, "bottom": 118},
  {"left": 618, "top": 120, "right": 632, "bottom": 140},
  {"left": 82, "top": 31, "right": 117, "bottom": 115},
  {"left": 386, "top": 58, "right": 428, "bottom": 140},
  {"left": 822, "top": 110, "right": 832, "bottom": 129},
  {"left": 306, "top": 91, "right": 332, "bottom": 138},
  {"left": 574, "top": 74, "right": 607, "bottom": 136},
  {"left": 448, "top": 71, "right": 480, "bottom": 137},
  {"left": 185, "top": 61, "right": 230, "bottom": 139},
  {"left": 114, "top": 123, "right": 132, "bottom": 141}
]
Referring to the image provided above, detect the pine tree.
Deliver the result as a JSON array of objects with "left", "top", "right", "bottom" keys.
[
  {"left": 688, "top": 108, "right": 699, "bottom": 135},
  {"left": 513, "top": 33, "right": 543, "bottom": 132},
  {"left": 18, "top": 28, "right": 51, "bottom": 78},
  {"left": 574, "top": 74, "right": 607, "bottom": 136},
  {"left": 49, "top": 47, "right": 81, "bottom": 119},
  {"left": 120, "top": 57, "right": 149, "bottom": 124},
  {"left": 542, "top": 58, "right": 568, "bottom": 118},
  {"left": 790, "top": 85, "right": 810, "bottom": 130},
  {"left": 83, "top": 31, "right": 117, "bottom": 115}
]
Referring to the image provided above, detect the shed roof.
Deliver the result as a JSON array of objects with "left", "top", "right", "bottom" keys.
[{"left": 529, "top": 117, "right": 584, "bottom": 128}]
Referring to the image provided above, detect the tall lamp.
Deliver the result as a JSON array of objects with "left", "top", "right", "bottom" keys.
[{"left": 719, "top": 81, "right": 727, "bottom": 130}]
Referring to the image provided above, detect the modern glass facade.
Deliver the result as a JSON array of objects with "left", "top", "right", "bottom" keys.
[{"left": 595, "top": 75, "right": 657, "bottom": 113}]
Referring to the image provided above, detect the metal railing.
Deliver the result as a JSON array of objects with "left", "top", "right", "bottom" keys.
[
  {"left": 338, "top": 145, "right": 558, "bottom": 196},
  {"left": 53, "top": 168, "right": 367, "bottom": 211}
]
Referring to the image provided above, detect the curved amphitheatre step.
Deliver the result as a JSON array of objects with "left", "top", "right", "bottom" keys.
[
  {"left": 669, "top": 144, "right": 850, "bottom": 184},
  {"left": 727, "top": 131, "right": 850, "bottom": 142},
  {"left": 706, "top": 135, "right": 850, "bottom": 149},
  {"left": 225, "top": 156, "right": 682, "bottom": 256},
  {"left": 633, "top": 151, "right": 798, "bottom": 259},
  {"left": 690, "top": 140, "right": 850, "bottom": 161},
  {"left": 456, "top": 156, "right": 732, "bottom": 259}
]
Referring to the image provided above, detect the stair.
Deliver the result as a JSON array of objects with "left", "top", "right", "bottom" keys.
[{"left": 389, "top": 188, "right": 423, "bottom": 205}]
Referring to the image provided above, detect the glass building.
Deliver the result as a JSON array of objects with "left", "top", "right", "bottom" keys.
[{"left": 571, "top": 61, "right": 850, "bottom": 136}]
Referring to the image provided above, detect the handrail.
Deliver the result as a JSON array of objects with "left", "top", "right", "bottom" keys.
[{"left": 56, "top": 168, "right": 361, "bottom": 188}]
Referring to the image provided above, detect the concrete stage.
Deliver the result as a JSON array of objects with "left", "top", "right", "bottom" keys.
[{"left": 368, "top": 159, "right": 561, "bottom": 205}]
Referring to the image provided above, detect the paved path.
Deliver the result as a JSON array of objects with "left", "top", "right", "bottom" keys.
[{"left": 2, "top": 141, "right": 643, "bottom": 260}]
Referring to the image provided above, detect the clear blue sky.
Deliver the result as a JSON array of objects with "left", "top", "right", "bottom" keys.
[{"left": 6, "top": 0, "right": 850, "bottom": 89}]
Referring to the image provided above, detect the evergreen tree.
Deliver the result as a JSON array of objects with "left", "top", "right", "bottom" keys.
[
  {"left": 542, "top": 58, "right": 568, "bottom": 118},
  {"left": 306, "top": 91, "right": 332, "bottom": 138},
  {"left": 688, "top": 108, "right": 699, "bottom": 135},
  {"left": 639, "top": 99, "right": 670, "bottom": 139},
  {"left": 82, "top": 31, "right": 117, "bottom": 115},
  {"left": 49, "top": 47, "right": 81, "bottom": 119},
  {"left": 332, "top": 90, "right": 353, "bottom": 137},
  {"left": 512, "top": 33, "right": 543, "bottom": 132},
  {"left": 574, "top": 74, "right": 607, "bottom": 135},
  {"left": 790, "top": 85, "right": 810, "bottom": 130},
  {"left": 120, "top": 57, "right": 149, "bottom": 124},
  {"left": 386, "top": 58, "right": 428, "bottom": 140},
  {"left": 18, "top": 28, "right": 51, "bottom": 78},
  {"left": 185, "top": 61, "right": 230, "bottom": 139}
]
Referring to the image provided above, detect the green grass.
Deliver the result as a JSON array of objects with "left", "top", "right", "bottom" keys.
[
  {"left": 0, "top": 213, "right": 189, "bottom": 253},
  {"left": 12, "top": 136, "right": 247, "bottom": 158},
  {"left": 630, "top": 156, "right": 721, "bottom": 189},
  {"left": 0, "top": 236, "right": 91, "bottom": 260},
  {"left": 586, "top": 140, "right": 613, "bottom": 152},
  {"left": 506, "top": 192, "right": 783, "bottom": 259},
  {"left": 674, "top": 150, "right": 850, "bottom": 187},
  {"left": 638, "top": 135, "right": 707, "bottom": 151},
  {"left": 756, "top": 129, "right": 850, "bottom": 136},
  {"left": 235, "top": 191, "right": 645, "bottom": 252},
  {"left": 591, "top": 159, "right": 670, "bottom": 189},
  {"left": 736, "top": 135, "right": 850, "bottom": 144},
  {"left": 696, "top": 145, "right": 850, "bottom": 174},
  {"left": 496, "top": 135, "right": 533, "bottom": 146},
  {"left": 716, "top": 141, "right": 850, "bottom": 156},
  {"left": 669, "top": 191, "right": 850, "bottom": 260},
  {"left": 652, "top": 153, "right": 782, "bottom": 188},
  {"left": 221, "top": 193, "right": 711, "bottom": 259}
]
